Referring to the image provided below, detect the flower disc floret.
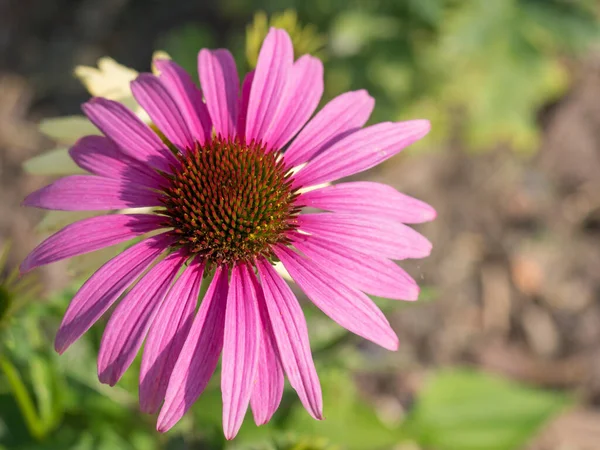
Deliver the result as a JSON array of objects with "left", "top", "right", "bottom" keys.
[{"left": 159, "top": 136, "right": 299, "bottom": 265}]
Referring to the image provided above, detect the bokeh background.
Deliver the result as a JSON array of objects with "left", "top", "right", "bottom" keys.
[{"left": 1, "top": 1, "right": 600, "bottom": 449}]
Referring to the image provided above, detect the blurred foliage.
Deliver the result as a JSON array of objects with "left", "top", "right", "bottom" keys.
[
  {"left": 404, "top": 369, "right": 570, "bottom": 450},
  {"left": 246, "top": 10, "right": 327, "bottom": 69},
  {"left": 0, "top": 274, "right": 570, "bottom": 449}
]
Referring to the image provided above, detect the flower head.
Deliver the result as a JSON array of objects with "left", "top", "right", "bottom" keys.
[{"left": 21, "top": 28, "right": 435, "bottom": 439}]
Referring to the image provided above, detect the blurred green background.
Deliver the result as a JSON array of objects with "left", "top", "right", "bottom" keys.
[{"left": 1, "top": 1, "right": 600, "bottom": 449}]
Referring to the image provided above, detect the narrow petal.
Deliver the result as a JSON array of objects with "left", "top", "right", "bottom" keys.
[
  {"left": 82, "top": 97, "right": 176, "bottom": 172},
  {"left": 157, "top": 267, "right": 228, "bottom": 432},
  {"left": 98, "top": 251, "right": 187, "bottom": 386},
  {"left": 298, "top": 213, "right": 432, "bottom": 260},
  {"left": 199, "top": 49, "right": 239, "bottom": 138},
  {"left": 55, "top": 234, "right": 170, "bottom": 353},
  {"left": 131, "top": 73, "right": 194, "bottom": 151},
  {"left": 297, "top": 181, "right": 436, "bottom": 224},
  {"left": 222, "top": 264, "right": 261, "bottom": 440},
  {"left": 274, "top": 246, "right": 399, "bottom": 351},
  {"left": 291, "top": 233, "right": 419, "bottom": 300},
  {"left": 140, "top": 258, "right": 204, "bottom": 414},
  {"left": 236, "top": 71, "right": 254, "bottom": 140},
  {"left": 263, "top": 55, "right": 324, "bottom": 151},
  {"left": 69, "top": 135, "right": 164, "bottom": 188},
  {"left": 21, "top": 214, "right": 163, "bottom": 273},
  {"left": 283, "top": 90, "right": 374, "bottom": 168},
  {"left": 245, "top": 28, "right": 293, "bottom": 143},
  {"left": 292, "top": 120, "right": 431, "bottom": 188},
  {"left": 23, "top": 175, "right": 162, "bottom": 211},
  {"left": 256, "top": 259, "right": 323, "bottom": 419},
  {"left": 250, "top": 273, "right": 284, "bottom": 425},
  {"left": 154, "top": 59, "right": 212, "bottom": 145}
]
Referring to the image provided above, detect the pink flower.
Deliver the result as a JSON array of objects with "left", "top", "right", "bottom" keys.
[{"left": 21, "top": 28, "right": 435, "bottom": 439}]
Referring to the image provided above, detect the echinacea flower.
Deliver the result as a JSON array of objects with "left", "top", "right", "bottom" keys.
[{"left": 21, "top": 28, "right": 435, "bottom": 439}]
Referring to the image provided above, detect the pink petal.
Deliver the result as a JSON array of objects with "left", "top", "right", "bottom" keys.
[
  {"left": 157, "top": 267, "right": 228, "bottom": 432},
  {"left": 23, "top": 175, "right": 162, "bottom": 211},
  {"left": 256, "top": 258, "right": 323, "bottom": 419},
  {"left": 236, "top": 71, "right": 254, "bottom": 140},
  {"left": 274, "top": 245, "right": 399, "bottom": 351},
  {"left": 292, "top": 120, "right": 431, "bottom": 188},
  {"left": 55, "top": 234, "right": 170, "bottom": 354},
  {"left": 283, "top": 90, "right": 374, "bottom": 168},
  {"left": 154, "top": 59, "right": 212, "bottom": 145},
  {"left": 245, "top": 28, "right": 293, "bottom": 143},
  {"left": 131, "top": 73, "right": 194, "bottom": 151},
  {"left": 297, "top": 213, "right": 432, "bottom": 260},
  {"left": 222, "top": 264, "right": 261, "bottom": 440},
  {"left": 250, "top": 272, "right": 284, "bottom": 426},
  {"left": 263, "top": 55, "right": 324, "bottom": 151},
  {"left": 82, "top": 97, "right": 176, "bottom": 172},
  {"left": 140, "top": 258, "right": 204, "bottom": 414},
  {"left": 98, "top": 251, "right": 187, "bottom": 386},
  {"left": 297, "top": 181, "right": 436, "bottom": 224},
  {"left": 291, "top": 233, "right": 419, "bottom": 301},
  {"left": 69, "top": 135, "right": 164, "bottom": 188},
  {"left": 21, "top": 214, "right": 163, "bottom": 273},
  {"left": 199, "top": 49, "right": 239, "bottom": 138}
]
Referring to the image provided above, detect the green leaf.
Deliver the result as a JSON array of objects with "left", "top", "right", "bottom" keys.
[
  {"left": 284, "top": 370, "right": 406, "bottom": 450},
  {"left": 38, "top": 116, "right": 99, "bottom": 144},
  {"left": 405, "top": 369, "right": 571, "bottom": 450},
  {"left": 158, "top": 25, "right": 216, "bottom": 80},
  {"left": 23, "top": 148, "right": 84, "bottom": 176}
]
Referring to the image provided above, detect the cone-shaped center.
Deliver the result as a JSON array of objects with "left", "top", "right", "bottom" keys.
[{"left": 159, "top": 136, "right": 299, "bottom": 265}]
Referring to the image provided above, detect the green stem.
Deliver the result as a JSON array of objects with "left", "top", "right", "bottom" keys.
[{"left": 0, "top": 354, "right": 45, "bottom": 440}]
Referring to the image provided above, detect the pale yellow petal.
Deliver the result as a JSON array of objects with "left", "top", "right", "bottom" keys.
[{"left": 74, "top": 57, "right": 138, "bottom": 100}]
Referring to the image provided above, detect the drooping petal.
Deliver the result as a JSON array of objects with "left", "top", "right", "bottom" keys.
[
  {"left": 55, "top": 234, "right": 170, "bottom": 353},
  {"left": 23, "top": 175, "right": 162, "bottom": 211},
  {"left": 256, "top": 258, "right": 323, "bottom": 419},
  {"left": 222, "top": 264, "right": 261, "bottom": 440},
  {"left": 21, "top": 214, "right": 163, "bottom": 273},
  {"left": 263, "top": 55, "right": 324, "bottom": 151},
  {"left": 97, "top": 251, "right": 187, "bottom": 386},
  {"left": 245, "top": 28, "right": 293, "bottom": 143},
  {"left": 250, "top": 272, "right": 284, "bottom": 426},
  {"left": 199, "top": 49, "right": 239, "bottom": 138},
  {"left": 274, "top": 246, "right": 399, "bottom": 351},
  {"left": 236, "top": 71, "right": 254, "bottom": 140},
  {"left": 82, "top": 97, "right": 176, "bottom": 172},
  {"left": 291, "top": 233, "right": 419, "bottom": 300},
  {"left": 131, "top": 73, "right": 194, "bottom": 151},
  {"left": 153, "top": 59, "right": 212, "bottom": 145},
  {"left": 297, "top": 213, "right": 432, "bottom": 260},
  {"left": 157, "top": 267, "right": 228, "bottom": 432},
  {"left": 140, "top": 258, "right": 204, "bottom": 414},
  {"left": 69, "top": 135, "right": 164, "bottom": 188},
  {"left": 292, "top": 120, "right": 431, "bottom": 188},
  {"left": 283, "top": 90, "right": 374, "bottom": 168},
  {"left": 297, "top": 181, "right": 436, "bottom": 224}
]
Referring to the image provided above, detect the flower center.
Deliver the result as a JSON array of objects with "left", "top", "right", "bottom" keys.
[{"left": 159, "top": 136, "right": 299, "bottom": 266}]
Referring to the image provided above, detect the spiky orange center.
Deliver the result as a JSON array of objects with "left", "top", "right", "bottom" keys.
[{"left": 159, "top": 137, "right": 299, "bottom": 265}]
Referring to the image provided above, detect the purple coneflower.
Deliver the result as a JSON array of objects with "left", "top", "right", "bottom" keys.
[{"left": 21, "top": 28, "right": 435, "bottom": 438}]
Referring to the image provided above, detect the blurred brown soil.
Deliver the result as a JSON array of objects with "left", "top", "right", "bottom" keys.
[
  {"left": 1, "top": 2, "right": 600, "bottom": 449},
  {"left": 362, "top": 56, "right": 600, "bottom": 450}
]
